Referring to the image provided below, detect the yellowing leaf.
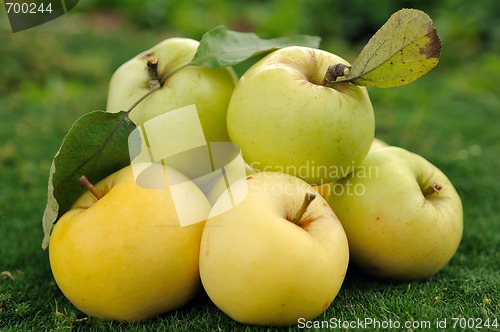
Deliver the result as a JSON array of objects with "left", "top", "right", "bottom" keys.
[{"left": 340, "top": 8, "right": 441, "bottom": 88}]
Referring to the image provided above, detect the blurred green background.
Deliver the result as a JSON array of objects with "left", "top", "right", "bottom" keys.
[{"left": 1, "top": 0, "right": 499, "bottom": 330}]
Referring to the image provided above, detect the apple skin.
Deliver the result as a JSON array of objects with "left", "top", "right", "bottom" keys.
[
  {"left": 199, "top": 172, "right": 349, "bottom": 326},
  {"left": 312, "top": 138, "right": 390, "bottom": 195},
  {"left": 310, "top": 138, "right": 389, "bottom": 197},
  {"left": 371, "top": 137, "right": 389, "bottom": 149},
  {"left": 106, "top": 38, "right": 237, "bottom": 143},
  {"left": 202, "top": 161, "right": 257, "bottom": 205},
  {"left": 49, "top": 164, "right": 211, "bottom": 322},
  {"left": 322, "top": 147, "right": 463, "bottom": 280},
  {"left": 226, "top": 46, "right": 375, "bottom": 185}
]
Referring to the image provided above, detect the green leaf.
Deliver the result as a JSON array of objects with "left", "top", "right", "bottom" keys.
[
  {"left": 191, "top": 25, "right": 321, "bottom": 68},
  {"left": 342, "top": 9, "right": 441, "bottom": 88},
  {"left": 41, "top": 111, "right": 135, "bottom": 249}
]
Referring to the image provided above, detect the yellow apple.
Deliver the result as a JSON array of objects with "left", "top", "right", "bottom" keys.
[
  {"left": 199, "top": 172, "right": 349, "bottom": 326},
  {"left": 106, "top": 38, "right": 237, "bottom": 142},
  {"left": 49, "top": 163, "right": 211, "bottom": 322}
]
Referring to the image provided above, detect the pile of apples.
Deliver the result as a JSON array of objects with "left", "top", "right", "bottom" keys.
[{"left": 48, "top": 37, "right": 463, "bottom": 326}]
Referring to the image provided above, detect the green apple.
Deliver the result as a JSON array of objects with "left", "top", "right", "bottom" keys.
[
  {"left": 49, "top": 163, "right": 211, "bottom": 322},
  {"left": 312, "top": 138, "right": 389, "bottom": 198},
  {"left": 323, "top": 147, "right": 463, "bottom": 280},
  {"left": 226, "top": 46, "right": 375, "bottom": 185},
  {"left": 199, "top": 172, "right": 349, "bottom": 326},
  {"left": 106, "top": 37, "right": 237, "bottom": 142}
]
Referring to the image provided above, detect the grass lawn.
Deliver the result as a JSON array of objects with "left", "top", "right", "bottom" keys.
[{"left": 1, "top": 13, "right": 499, "bottom": 332}]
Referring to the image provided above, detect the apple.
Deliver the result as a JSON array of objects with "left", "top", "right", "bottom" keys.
[
  {"left": 49, "top": 163, "right": 211, "bottom": 322},
  {"left": 200, "top": 160, "right": 257, "bottom": 205},
  {"left": 106, "top": 37, "right": 237, "bottom": 143},
  {"left": 312, "top": 138, "right": 389, "bottom": 197},
  {"left": 226, "top": 46, "right": 375, "bottom": 185},
  {"left": 371, "top": 137, "right": 389, "bottom": 149},
  {"left": 322, "top": 146, "right": 463, "bottom": 280},
  {"left": 199, "top": 171, "right": 349, "bottom": 326}
]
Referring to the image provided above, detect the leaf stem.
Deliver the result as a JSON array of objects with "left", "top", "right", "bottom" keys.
[
  {"left": 126, "top": 84, "right": 161, "bottom": 114},
  {"left": 159, "top": 62, "right": 194, "bottom": 85},
  {"left": 291, "top": 192, "right": 316, "bottom": 225},
  {"left": 77, "top": 175, "right": 103, "bottom": 200}
]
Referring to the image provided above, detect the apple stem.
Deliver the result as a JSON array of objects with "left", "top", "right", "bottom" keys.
[
  {"left": 147, "top": 57, "right": 160, "bottom": 89},
  {"left": 291, "top": 192, "right": 316, "bottom": 225},
  {"left": 422, "top": 182, "right": 443, "bottom": 197},
  {"left": 126, "top": 60, "right": 194, "bottom": 115},
  {"left": 322, "top": 63, "right": 352, "bottom": 87},
  {"left": 77, "top": 175, "right": 103, "bottom": 200}
]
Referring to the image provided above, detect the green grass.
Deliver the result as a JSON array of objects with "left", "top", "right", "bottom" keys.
[{"left": 1, "top": 13, "right": 499, "bottom": 332}]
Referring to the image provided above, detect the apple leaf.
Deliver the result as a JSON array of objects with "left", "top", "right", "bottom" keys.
[
  {"left": 332, "top": 8, "right": 441, "bottom": 88},
  {"left": 190, "top": 25, "right": 321, "bottom": 68},
  {"left": 41, "top": 111, "right": 135, "bottom": 249}
]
